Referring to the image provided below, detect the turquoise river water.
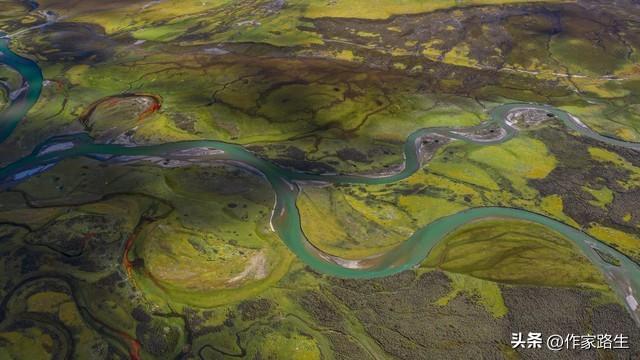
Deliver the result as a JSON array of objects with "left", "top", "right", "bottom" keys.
[{"left": 1, "top": 38, "right": 639, "bottom": 324}]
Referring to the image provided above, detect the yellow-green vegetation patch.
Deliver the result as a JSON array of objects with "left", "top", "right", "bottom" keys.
[
  {"left": 573, "top": 78, "right": 631, "bottom": 99},
  {"left": 139, "top": 222, "right": 273, "bottom": 290},
  {"left": 562, "top": 105, "right": 640, "bottom": 143},
  {"left": 356, "top": 31, "right": 379, "bottom": 38},
  {"left": 132, "top": 21, "right": 193, "bottom": 42},
  {"left": 344, "top": 193, "right": 413, "bottom": 231},
  {"left": 390, "top": 135, "right": 564, "bottom": 219},
  {"left": 402, "top": 169, "right": 480, "bottom": 199},
  {"left": 467, "top": 136, "right": 556, "bottom": 196},
  {"left": 586, "top": 225, "right": 640, "bottom": 263},
  {"left": 428, "top": 160, "right": 500, "bottom": 190},
  {"left": 392, "top": 62, "right": 407, "bottom": 70},
  {"left": 398, "top": 194, "right": 468, "bottom": 228},
  {"left": 259, "top": 332, "right": 321, "bottom": 359},
  {"left": 299, "top": 0, "right": 566, "bottom": 19},
  {"left": 441, "top": 43, "right": 480, "bottom": 69},
  {"left": 211, "top": 14, "right": 323, "bottom": 47},
  {"left": 435, "top": 272, "right": 508, "bottom": 318},
  {"left": 582, "top": 185, "right": 614, "bottom": 209},
  {"left": 26, "top": 291, "right": 69, "bottom": 313},
  {"left": 128, "top": 165, "right": 295, "bottom": 308},
  {"left": 334, "top": 49, "right": 362, "bottom": 62},
  {"left": 421, "top": 39, "right": 444, "bottom": 59},
  {"left": 588, "top": 147, "right": 640, "bottom": 189},
  {"left": 424, "top": 218, "right": 610, "bottom": 290},
  {"left": 469, "top": 137, "right": 556, "bottom": 180},
  {"left": 589, "top": 147, "right": 640, "bottom": 173},
  {"left": 39, "top": 0, "right": 230, "bottom": 37},
  {"left": 359, "top": 94, "right": 485, "bottom": 142},
  {"left": 0, "top": 328, "right": 55, "bottom": 359},
  {"left": 540, "top": 195, "right": 579, "bottom": 228},
  {"left": 297, "top": 185, "right": 415, "bottom": 258}
]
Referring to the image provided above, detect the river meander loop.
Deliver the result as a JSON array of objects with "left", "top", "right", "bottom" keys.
[{"left": 1, "top": 39, "right": 639, "bottom": 325}]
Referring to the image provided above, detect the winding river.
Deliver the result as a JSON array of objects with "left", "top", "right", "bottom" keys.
[{"left": 1, "top": 38, "right": 640, "bottom": 325}]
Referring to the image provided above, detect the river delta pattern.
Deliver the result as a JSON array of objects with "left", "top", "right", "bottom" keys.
[{"left": 1, "top": 1, "right": 640, "bottom": 359}]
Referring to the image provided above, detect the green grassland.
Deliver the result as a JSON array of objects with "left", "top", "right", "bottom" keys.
[
  {"left": 29, "top": 0, "right": 570, "bottom": 48},
  {"left": 297, "top": 133, "right": 571, "bottom": 259},
  {"left": 423, "top": 218, "right": 610, "bottom": 290},
  {"left": 0, "top": 147, "right": 635, "bottom": 357},
  {"left": 1, "top": 121, "right": 634, "bottom": 358},
  {"left": 1, "top": 0, "right": 639, "bottom": 169}
]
